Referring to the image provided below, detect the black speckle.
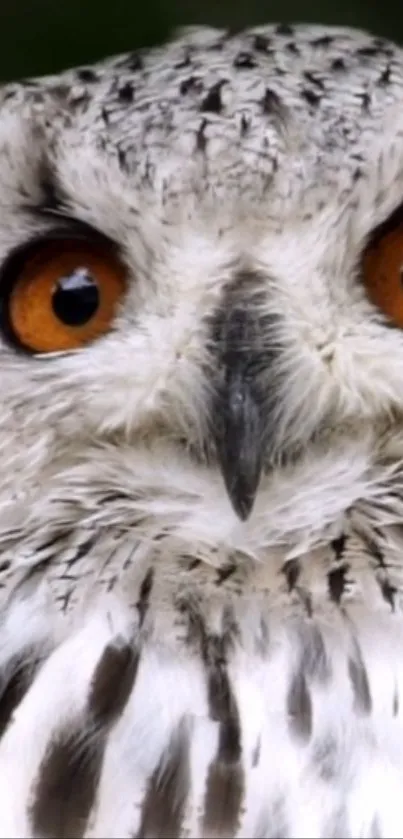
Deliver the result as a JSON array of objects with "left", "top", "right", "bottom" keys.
[
  {"left": 348, "top": 646, "right": 372, "bottom": 715},
  {"left": 252, "top": 738, "right": 261, "bottom": 767},
  {"left": 180, "top": 602, "right": 242, "bottom": 783},
  {"left": 175, "top": 51, "right": 192, "bottom": 70},
  {"left": 275, "top": 23, "right": 294, "bottom": 36},
  {"left": 136, "top": 724, "right": 190, "bottom": 839},
  {"left": 300, "top": 625, "right": 331, "bottom": 683},
  {"left": 328, "top": 563, "right": 349, "bottom": 604},
  {"left": 88, "top": 641, "right": 138, "bottom": 725},
  {"left": 331, "top": 57, "right": 346, "bottom": 71},
  {"left": 286, "top": 42, "right": 300, "bottom": 55},
  {"left": 77, "top": 68, "right": 98, "bottom": 83},
  {"left": 201, "top": 633, "right": 241, "bottom": 762},
  {"left": 353, "top": 168, "right": 363, "bottom": 182},
  {"left": 261, "top": 87, "right": 282, "bottom": 114},
  {"left": 331, "top": 534, "right": 346, "bottom": 559},
  {"left": 207, "top": 37, "right": 226, "bottom": 51},
  {"left": 360, "top": 91, "right": 371, "bottom": 110},
  {"left": 2, "top": 87, "right": 18, "bottom": 102},
  {"left": 101, "top": 107, "right": 109, "bottom": 125},
  {"left": 300, "top": 590, "right": 313, "bottom": 618},
  {"left": 203, "top": 743, "right": 244, "bottom": 837},
  {"left": 357, "top": 46, "right": 380, "bottom": 58},
  {"left": 36, "top": 530, "right": 70, "bottom": 557},
  {"left": 187, "top": 557, "right": 201, "bottom": 571},
  {"left": 29, "top": 725, "right": 104, "bottom": 838},
  {"left": 311, "top": 35, "right": 334, "bottom": 48},
  {"left": 282, "top": 558, "right": 300, "bottom": 592},
  {"left": 373, "top": 39, "right": 394, "bottom": 58},
  {"left": 301, "top": 88, "right": 320, "bottom": 107},
  {"left": 180, "top": 75, "right": 203, "bottom": 95},
  {"left": 287, "top": 667, "right": 312, "bottom": 741},
  {"left": 200, "top": 81, "right": 225, "bottom": 114},
  {"left": 364, "top": 535, "right": 384, "bottom": 564},
  {"left": 118, "top": 148, "right": 126, "bottom": 170},
  {"left": 378, "top": 64, "right": 392, "bottom": 85},
  {"left": 255, "top": 617, "right": 270, "bottom": 656},
  {"left": 216, "top": 563, "right": 237, "bottom": 585},
  {"left": 233, "top": 52, "right": 257, "bottom": 69},
  {"left": 207, "top": 661, "right": 239, "bottom": 760},
  {"left": 118, "top": 81, "right": 134, "bottom": 103},
  {"left": 50, "top": 83, "right": 71, "bottom": 103},
  {"left": 393, "top": 686, "right": 399, "bottom": 717},
  {"left": 68, "top": 535, "right": 97, "bottom": 570},
  {"left": 196, "top": 118, "right": 208, "bottom": 152},
  {"left": 101, "top": 491, "right": 129, "bottom": 505},
  {"left": 69, "top": 90, "right": 91, "bottom": 110},
  {"left": 312, "top": 735, "right": 339, "bottom": 782},
  {"left": 240, "top": 114, "right": 249, "bottom": 136},
  {"left": 253, "top": 34, "right": 271, "bottom": 52},
  {"left": 0, "top": 650, "right": 44, "bottom": 739},
  {"left": 136, "top": 568, "right": 154, "bottom": 627},
  {"left": 379, "top": 578, "right": 396, "bottom": 610},
  {"left": 304, "top": 71, "right": 325, "bottom": 90},
  {"left": 124, "top": 51, "right": 143, "bottom": 72},
  {"left": 201, "top": 633, "right": 244, "bottom": 837}
]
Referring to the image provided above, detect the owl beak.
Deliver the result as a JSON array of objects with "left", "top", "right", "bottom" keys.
[{"left": 214, "top": 369, "right": 264, "bottom": 521}]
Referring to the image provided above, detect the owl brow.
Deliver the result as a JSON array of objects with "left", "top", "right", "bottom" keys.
[
  {"left": 34, "top": 158, "right": 70, "bottom": 220},
  {"left": 366, "top": 197, "right": 403, "bottom": 249},
  {"left": 27, "top": 160, "right": 126, "bottom": 254},
  {"left": 15, "top": 157, "right": 121, "bottom": 255}
]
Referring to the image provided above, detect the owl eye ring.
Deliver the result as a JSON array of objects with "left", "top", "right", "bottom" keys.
[
  {"left": 0, "top": 235, "right": 128, "bottom": 354},
  {"left": 362, "top": 217, "right": 403, "bottom": 328}
]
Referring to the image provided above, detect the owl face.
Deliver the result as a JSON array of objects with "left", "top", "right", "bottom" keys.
[{"left": 1, "top": 24, "right": 403, "bottom": 555}]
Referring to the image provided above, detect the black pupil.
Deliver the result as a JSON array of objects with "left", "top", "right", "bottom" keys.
[{"left": 52, "top": 267, "right": 99, "bottom": 326}]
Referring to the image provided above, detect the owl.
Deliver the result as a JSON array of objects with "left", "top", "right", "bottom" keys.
[{"left": 1, "top": 18, "right": 403, "bottom": 838}]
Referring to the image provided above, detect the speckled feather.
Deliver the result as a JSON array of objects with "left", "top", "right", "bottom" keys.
[{"left": 1, "top": 21, "right": 403, "bottom": 839}]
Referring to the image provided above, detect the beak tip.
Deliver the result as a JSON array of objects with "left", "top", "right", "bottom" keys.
[
  {"left": 230, "top": 491, "right": 256, "bottom": 521},
  {"left": 224, "top": 468, "right": 261, "bottom": 521},
  {"left": 214, "top": 373, "right": 265, "bottom": 523}
]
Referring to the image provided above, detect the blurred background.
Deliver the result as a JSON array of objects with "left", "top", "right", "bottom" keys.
[{"left": 0, "top": 0, "right": 402, "bottom": 82}]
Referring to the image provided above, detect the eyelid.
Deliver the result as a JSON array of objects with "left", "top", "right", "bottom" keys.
[{"left": 365, "top": 200, "right": 403, "bottom": 250}]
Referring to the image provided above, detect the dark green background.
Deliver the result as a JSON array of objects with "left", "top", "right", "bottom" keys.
[{"left": 1, "top": 0, "right": 402, "bottom": 82}]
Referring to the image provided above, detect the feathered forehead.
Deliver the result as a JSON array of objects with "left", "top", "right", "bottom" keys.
[{"left": 2, "top": 22, "right": 403, "bottom": 229}]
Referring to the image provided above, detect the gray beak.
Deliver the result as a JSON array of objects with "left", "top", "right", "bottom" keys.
[
  {"left": 212, "top": 301, "right": 266, "bottom": 521},
  {"left": 215, "top": 369, "right": 264, "bottom": 520}
]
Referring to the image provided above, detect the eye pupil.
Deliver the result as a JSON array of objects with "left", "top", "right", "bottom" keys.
[{"left": 52, "top": 268, "right": 99, "bottom": 326}]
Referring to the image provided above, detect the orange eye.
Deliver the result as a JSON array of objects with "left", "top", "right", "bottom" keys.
[
  {"left": 5, "top": 238, "right": 127, "bottom": 353},
  {"left": 363, "top": 225, "right": 403, "bottom": 328}
]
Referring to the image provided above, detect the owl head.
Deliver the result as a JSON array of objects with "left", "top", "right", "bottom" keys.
[{"left": 1, "top": 23, "right": 403, "bottom": 569}]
